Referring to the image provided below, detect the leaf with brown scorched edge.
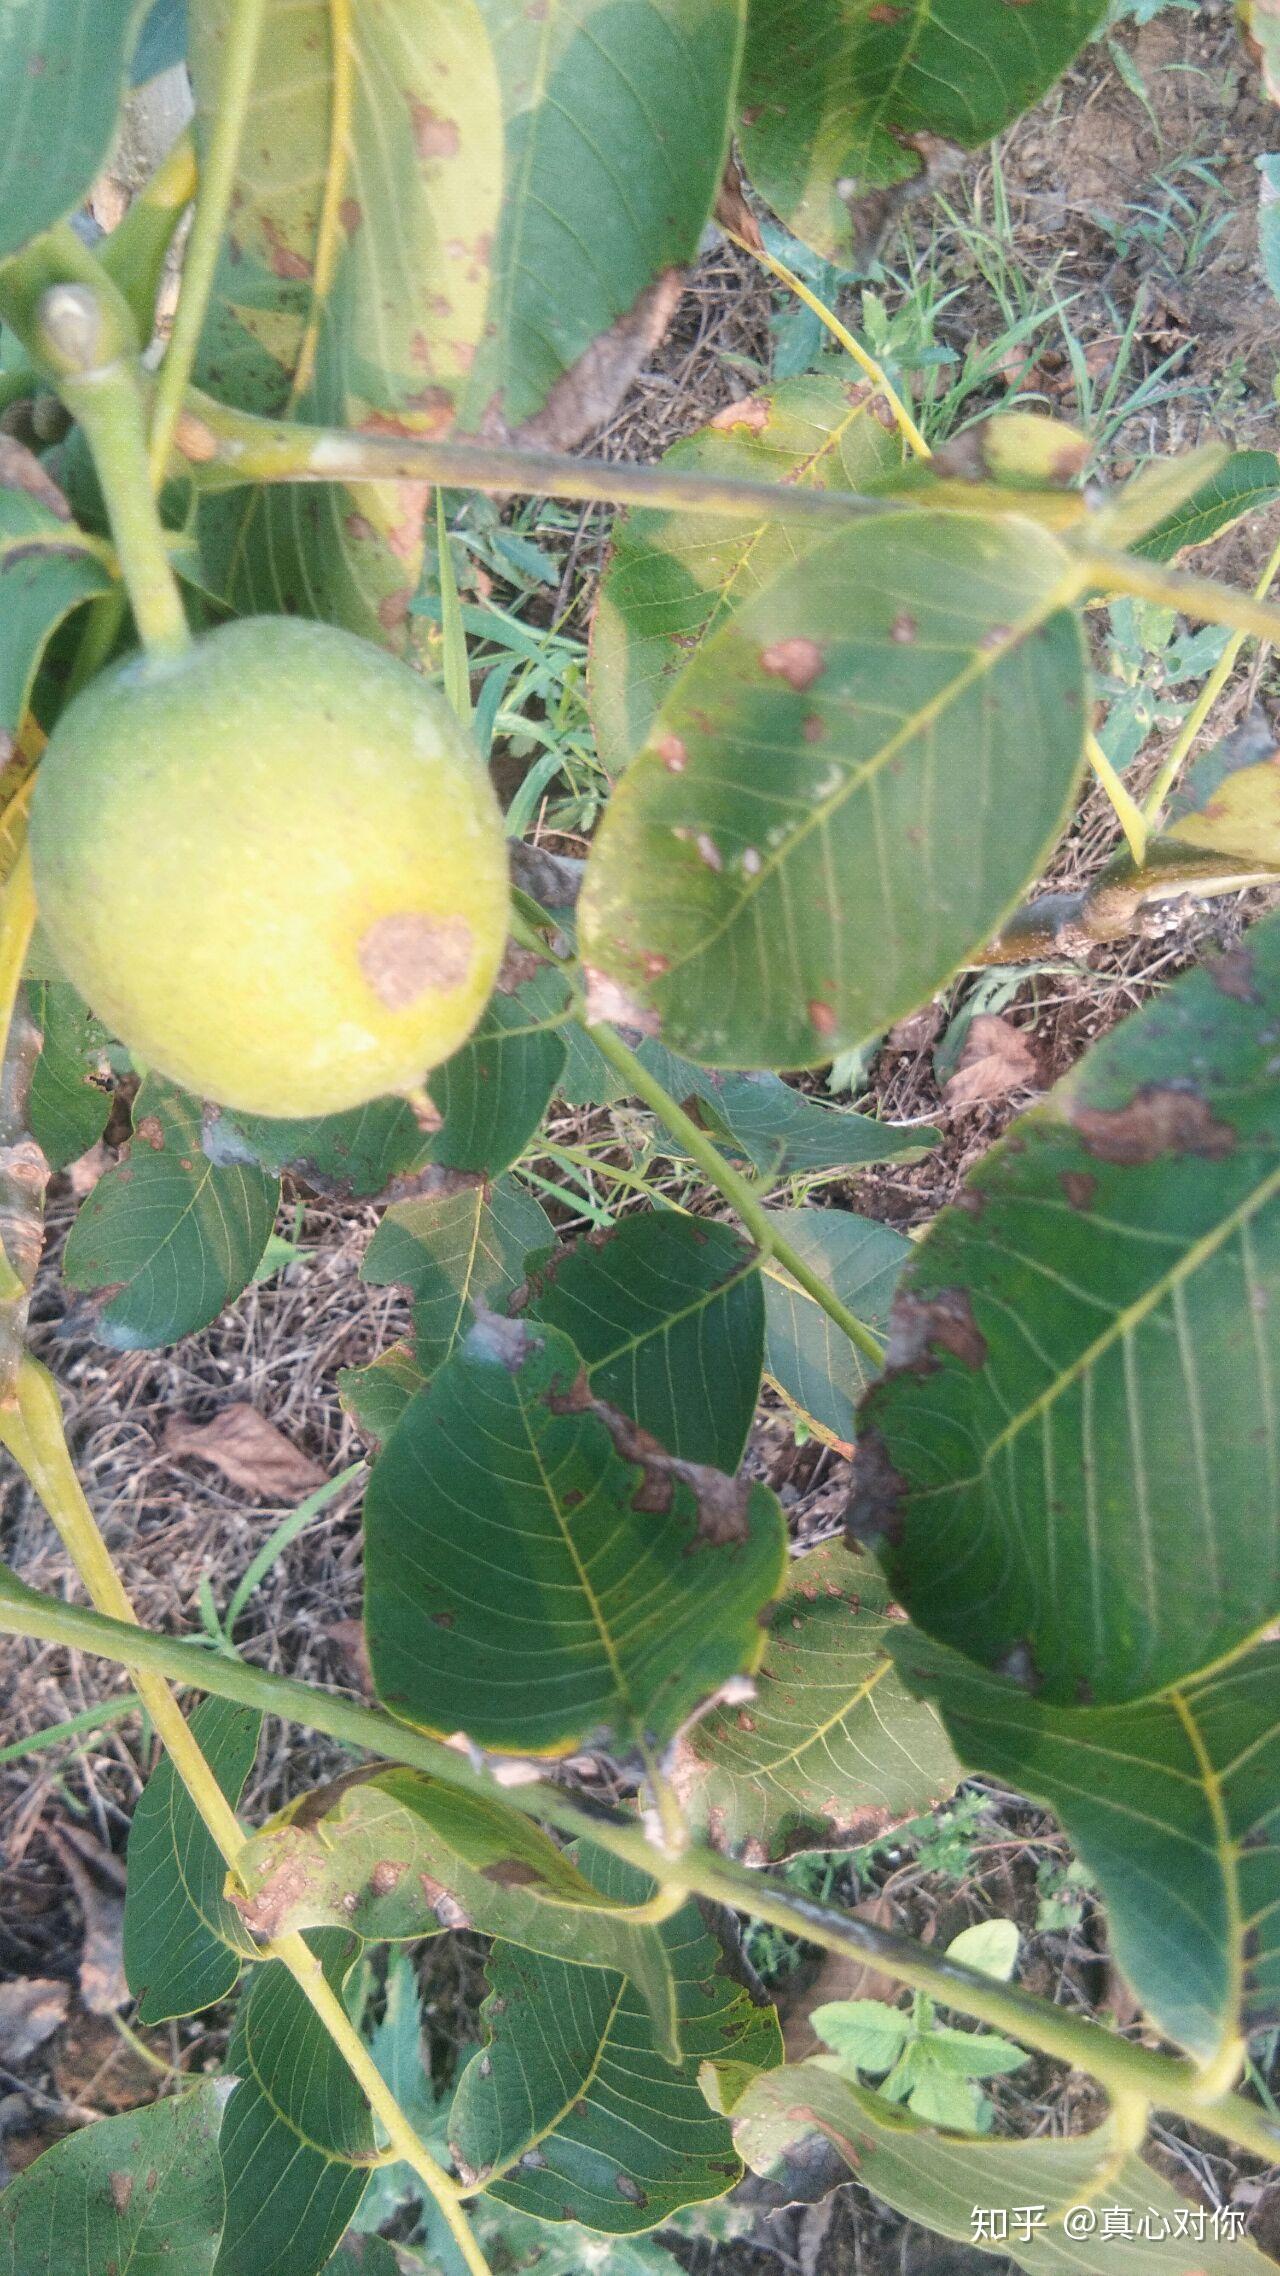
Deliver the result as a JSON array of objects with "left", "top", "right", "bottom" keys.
[
  {"left": 0, "top": 0, "right": 144, "bottom": 262},
  {"left": 892, "top": 1628, "right": 1280, "bottom": 2071},
  {"left": 729, "top": 2062, "right": 1274, "bottom": 2273},
  {"left": 672, "top": 1540, "right": 959, "bottom": 1863},
  {"left": 852, "top": 910, "right": 1280, "bottom": 1707},
  {"left": 589, "top": 372, "right": 905, "bottom": 776},
  {"left": 527, "top": 1213, "right": 764, "bottom": 1472},
  {"left": 763, "top": 1208, "right": 910, "bottom": 1448},
  {"left": 25, "top": 980, "right": 113, "bottom": 1173},
  {"left": 449, "top": 1844, "right": 781, "bottom": 2234},
  {"left": 363, "top": 1314, "right": 788, "bottom": 1756},
  {"left": 0, "top": 449, "right": 112, "bottom": 747},
  {"left": 339, "top": 1174, "right": 552, "bottom": 1444},
  {"left": 232, "top": 1768, "right": 681, "bottom": 2065},
  {"left": 1165, "top": 708, "right": 1280, "bottom": 869},
  {"left": 0, "top": 2083, "right": 225, "bottom": 2276},
  {"left": 215, "top": 1932, "right": 374, "bottom": 2276},
  {"left": 457, "top": 0, "right": 744, "bottom": 442},
  {"left": 123, "top": 1697, "right": 261, "bottom": 2025},
  {"left": 738, "top": 1, "right": 1107, "bottom": 262},
  {"left": 1135, "top": 449, "right": 1280, "bottom": 563},
  {"left": 62, "top": 1077, "right": 279, "bottom": 1349},
  {"left": 578, "top": 510, "right": 1087, "bottom": 1071},
  {"left": 204, "top": 1096, "right": 433, "bottom": 1198},
  {"left": 189, "top": 0, "right": 502, "bottom": 645}
]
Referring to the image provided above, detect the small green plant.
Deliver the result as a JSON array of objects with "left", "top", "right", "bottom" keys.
[{"left": 812, "top": 1922, "right": 1028, "bottom": 2134}]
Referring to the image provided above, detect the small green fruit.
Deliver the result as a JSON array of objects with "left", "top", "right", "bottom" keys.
[{"left": 31, "top": 616, "right": 509, "bottom": 1118}]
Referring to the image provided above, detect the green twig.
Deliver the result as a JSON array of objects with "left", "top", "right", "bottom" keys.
[
  {"left": 1, "top": 1567, "right": 1274, "bottom": 2166},
  {"left": 1140, "top": 528, "right": 1280, "bottom": 834},
  {"left": 34, "top": 283, "right": 189, "bottom": 659},
  {"left": 147, "top": 0, "right": 267, "bottom": 487},
  {"left": 584, "top": 1019, "right": 886, "bottom": 1370}
]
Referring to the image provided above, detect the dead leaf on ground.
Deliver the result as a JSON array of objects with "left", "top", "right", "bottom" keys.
[
  {"left": 44, "top": 1827, "right": 127, "bottom": 2016},
  {"left": 0, "top": 1978, "right": 69, "bottom": 2066},
  {"left": 781, "top": 1896, "right": 904, "bottom": 2061},
  {"left": 943, "top": 1014, "right": 1040, "bottom": 1109},
  {"left": 162, "top": 1404, "right": 326, "bottom": 1500}
]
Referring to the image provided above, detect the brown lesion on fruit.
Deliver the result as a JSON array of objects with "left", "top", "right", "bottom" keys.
[
  {"left": 358, "top": 912, "right": 473, "bottom": 1007},
  {"left": 1068, "top": 1085, "right": 1235, "bottom": 1166}
]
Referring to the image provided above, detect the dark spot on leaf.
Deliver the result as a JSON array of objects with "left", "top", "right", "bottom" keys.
[
  {"left": 1211, "top": 946, "right": 1260, "bottom": 1004},
  {"left": 846, "top": 1430, "right": 909, "bottom": 1551},
  {"left": 614, "top": 2174, "right": 647, "bottom": 2202},
  {"left": 109, "top": 2171, "right": 133, "bottom": 2215},
  {"left": 409, "top": 101, "right": 461, "bottom": 159},
  {"left": 654, "top": 733, "right": 687, "bottom": 771},
  {"left": 760, "top": 637, "right": 825, "bottom": 691},
  {"left": 888, "top": 1288, "right": 987, "bottom": 1374},
  {"left": 134, "top": 1116, "right": 165, "bottom": 1151},
  {"left": 808, "top": 999, "right": 837, "bottom": 1039},
  {"left": 480, "top": 1859, "right": 542, "bottom": 1888},
  {"left": 1061, "top": 1169, "right": 1096, "bottom": 1211},
  {"left": 890, "top": 613, "right": 917, "bottom": 645},
  {"left": 1069, "top": 1085, "right": 1235, "bottom": 1165},
  {"left": 370, "top": 1860, "right": 404, "bottom": 1898}
]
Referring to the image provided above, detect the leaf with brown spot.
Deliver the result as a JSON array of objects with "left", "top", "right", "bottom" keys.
[
  {"left": 450, "top": 1845, "right": 782, "bottom": 2234},
  {"left": 581, "top": 512, "right": 1087, "bottom": 1069},
  {"left": 234, "top": 1768, "right": 683, "bottom": 2062},
  {"left": 738, "top": 0, "right": 1109, "bottom": 261},
  {"left": 0, "top": 2086, "right": 225, "bottom": 2276},
  {"left": 162, "top": 1405, "right": 326, "bottom": 1500},
  {"left": 364, "top": 1317, "right": 787, "bottom": 1755},
  {"left": 858, "top": 910, "right": 1280, "bottom": 1705},
  {"left": 589, "top": 371, "right": 906, "bottom": 776},
  {"left": 673, "top": 1540, "right": 959, "bottom": 1861},
  {"left": 732, "top": 2066, "right": 1271, "bottom": 2274}
]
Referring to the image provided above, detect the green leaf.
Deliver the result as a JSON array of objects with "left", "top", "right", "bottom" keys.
[
  {"left": 458, "top": 0, "right": 744, "bottom": 438},
  {"left": 62, "top": 1078, "right": 279, "bottom": 1348},
  {"left": 0, "top": 0, "right": 142, "bottom": 261},
  {"left": 449, "top": 1846, "right": 781, "bottom": 2233},
  {"left": 925, "top": 2026, "right": 1026, "bottom": 2079},
  {"left": 893, "top": 1630, "right": 1280, "bottom": 2067},
  {"left": 26, "top": 980, "right": 113, "bottom": 1172},
  {"left": 673, "top": 1538, "right": 959, "bottom": 1861},
  {"left": 732, "top": 2064, "right": 1275, "bottom": 2272},
  {"left": 854, "top": 911, "right": 1280, "bottom": 1705},
  {"left": 1165, "top": 711, "right": 1280, "bottom": 869},
  {"left": 214, "top": 1934, "right": 372, "bottom": 2276},
  {"left": 471, "top": 2205, "right": 686, "bottom": 2276},
  {"left": 811, "top": 1998, "right": 912, "bottom": 2074},
  {"left": 364, "top": 1315, "right": 787, "bottom": 1756},
  {"left": 0, "top": 2084, "right": 224, "bottom": 2276},
  {"left": 124, "top": 1697, "right": 262, "bottom": 2025},
  {"left": 234, "top": 1769, "right": 681, "bottom": 2064},
  {"left": 590, "top": 373, "right": 905, "bottom": 776},
  {"left": 422, "top": 967, "right": 568, "bottom": 1174},
  {"left": 738, "top": 0, "right": 1107, "bottom": 259},
  {"left": 691, "top": 1072, "right": 939, "bottom": 1179},
  {"left": 0, "top": 479, "right": 111, "bottom": 739},
  {"left": 206, "top": 1099, "right": 431, "bottom": 1199},
  {"left": 946, "top": 1919, "right": 1018, "bottom": 1984},
  {"left": 762, "top": 1207, "right": 911, "bottom": 1445},
  {"left": 132, "top": 0, "right": 187, "bottom": 83},
  {"left": 324, "top": 2243, "right": 399, "bottom": 2276},
  {"left": 527, "top": 1214, "right": 764, "bottom": 1471},
  {"left": 1135, "top": 450, "right": 1280, "bottom": 562},
  {"left": 579, "top": 512, "right": 1087, "bottom": 1069},
  {"left": 340, "top": 1175, "right": 552, "bottom": 1440},
  {"left": 901, "top": 2060, "right": 985, "bottom": 2133},
  {"left": 190, "top": 0, "right": 503, "bottom": 643}
]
